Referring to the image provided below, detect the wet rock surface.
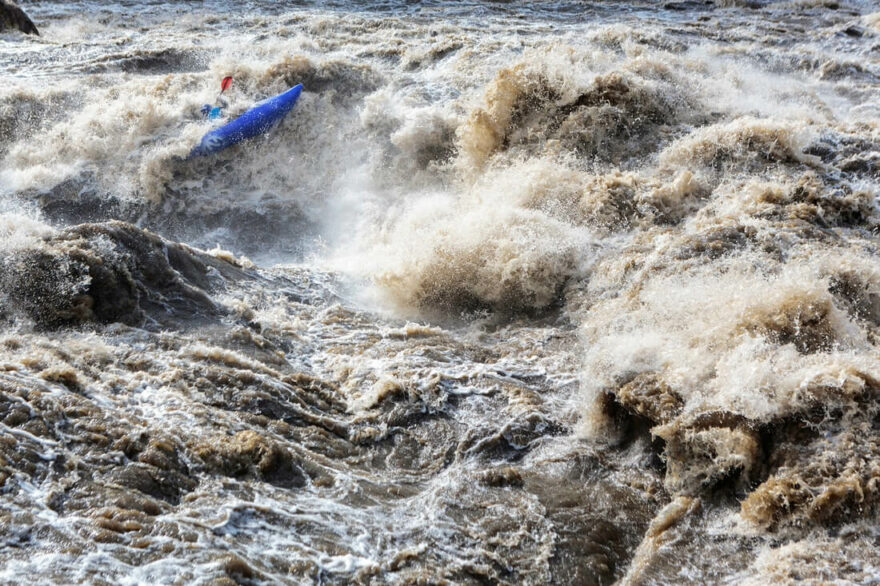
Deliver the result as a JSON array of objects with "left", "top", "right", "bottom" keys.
[{"left": 0, "top": 0, "right": 37, "bottom": 35}]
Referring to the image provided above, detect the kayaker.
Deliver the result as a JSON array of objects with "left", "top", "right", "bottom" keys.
[{"left": 201, "top": 76, "right": 233, "bottom": 120}]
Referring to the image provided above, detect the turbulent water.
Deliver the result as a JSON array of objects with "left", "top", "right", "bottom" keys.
[{"left": 1, "top": 0, "right": 879, "bottom": 583}]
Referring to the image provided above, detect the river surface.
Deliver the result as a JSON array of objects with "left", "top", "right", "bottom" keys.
[{"left": 1, "top": 1, "right": 880, "bottom": 583}]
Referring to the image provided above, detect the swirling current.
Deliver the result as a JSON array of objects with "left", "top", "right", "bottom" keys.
[{"left": 1, "top": 0, "right": 880, "bottom": 583}]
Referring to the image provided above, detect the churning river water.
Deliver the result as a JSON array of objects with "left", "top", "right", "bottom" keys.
[{"left": 1, "top": 0, "right": 880, "bottom": 583}]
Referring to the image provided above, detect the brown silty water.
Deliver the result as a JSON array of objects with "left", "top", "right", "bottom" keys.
[{"left": 0, "top": 0, "right": 879, "bottom": 583}]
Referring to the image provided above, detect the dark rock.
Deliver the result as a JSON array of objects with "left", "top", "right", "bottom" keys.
[
  {"left": 0, "top": 221, "right": 252, "bottom": 329},
  {"left": 0, "top": 1, "right": 38, "bottom": 35}
]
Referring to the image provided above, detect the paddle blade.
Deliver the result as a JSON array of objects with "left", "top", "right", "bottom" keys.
[{"left": 220, "top": 76, "right": 233, "bottom": 93}]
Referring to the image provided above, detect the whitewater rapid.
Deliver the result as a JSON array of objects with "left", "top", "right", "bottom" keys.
[{"left": 1, "top": 0, "right": 880, "bottom": 584}]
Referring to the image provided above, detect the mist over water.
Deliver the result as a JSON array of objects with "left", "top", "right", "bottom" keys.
[{"left": 1, "top": 0, "right": 880, "bottom": 583}]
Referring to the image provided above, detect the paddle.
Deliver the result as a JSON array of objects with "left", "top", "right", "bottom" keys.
[{"left": 220, "top": 76, "right": 233, "bottom": 93}]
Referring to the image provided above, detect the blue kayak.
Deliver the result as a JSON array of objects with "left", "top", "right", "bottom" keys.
[{"left": 190, "top": 83, "right": 303, "bottom": 157}]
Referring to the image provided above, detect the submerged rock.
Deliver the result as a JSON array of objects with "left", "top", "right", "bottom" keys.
[{"left": 194, "top": 430, "right": 306, "bottom": 488}]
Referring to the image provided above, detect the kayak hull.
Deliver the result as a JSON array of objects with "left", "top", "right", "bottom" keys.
[{"left": 190, "top": 83, "right": 303, "bottom": 157}]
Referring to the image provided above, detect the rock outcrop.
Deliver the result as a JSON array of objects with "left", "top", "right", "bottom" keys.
[{"left": 0, "top": 1, "right": 38, "bottom": 35}]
